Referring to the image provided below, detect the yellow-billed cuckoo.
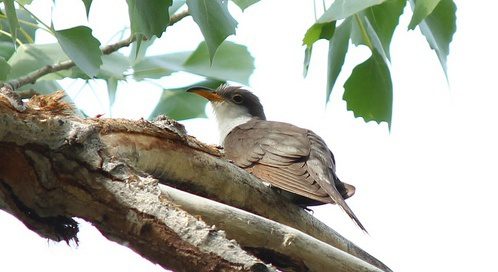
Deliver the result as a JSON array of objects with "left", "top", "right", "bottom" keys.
[{"left": 187, "top": 85, "right": 366, "bottom": 232}]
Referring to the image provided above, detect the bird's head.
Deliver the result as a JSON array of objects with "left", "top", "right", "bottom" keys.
[{"left": 187, "top": 85, "right": 266, "bottom": 121}]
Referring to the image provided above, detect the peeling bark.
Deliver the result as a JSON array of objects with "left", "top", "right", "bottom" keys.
[
  {"left": 0, "top": 90, "right": 390, "bottom": 272},
  {"left": 0, "top": 143, "right": 270, "bottom": 272},
  {"left": 160, "top": 184, "right": 384, "bottom": 272}
]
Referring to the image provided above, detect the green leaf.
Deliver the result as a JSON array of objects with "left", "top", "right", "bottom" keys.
[
  {"left": 343, "top": 51, "right": 392, "bottom": 126},
  {"left": 0, "top": 41, "right": 15, "bottom": 60},
  {"left": 44, "top": 54, "right": 128, "bottom": 80},
  {"left": 303, "top": 47, "right": 313, "bottom": 77},
  {"left": 16, "top": 0, "right": 33, "bottom": 4},
  {"left": 0, "top": 8, "right": 38, "bottom": 44},
  {"left": 303, "top": 22, "right": 335, "bottom": 76},
  {"left": 0, "top": 56, "right": 11, "bottom": 80},
  {"left": 352, "top": 15, "right": 388, "bottom": 62},
  {"left": 129, "top": 36, "right": 156, "bottom": 64},
  {"left": 55, "top": 26, "right": 103, "bottom": 77},
  {"left": 133, "top": 41, "right": 254, "bottom": 84},
  {"left": 318, "top": 0, "right": 386, "bottom": 23},
  {"left": 183, "top": 41, "right": 253, "bottom": 84},
  {"left": 231, "top": 0, "right": 260, "bottom": 11},
  {"left": 303, "top": 23, "right": 336, "bottom": 48},
  {"left": 7, "top": 43, "right": 127, "bottom": 80},
  {"left": 3, "top": 0, "right": 20, "bottom": 44},
  {"left": 326, "top": 18, "right": 351, "bottom": 101},
  {"left": 150, "top": 79, "right": 224, "bottom": 120},
  {"left": 416, "top": 0, "right": 456, "bottom": 77},
  {"left": 99, "top": 53, "right": 129, "bottom": 79},
  {"left": 355, "top": 0, "right": 406, "bottom": 60},
  {"left": 82, "top": 0, "right": 93, "bottom": 18},
  {"left": 132, "top": 51, "right": 186, "bottom": 80},
  {"left": 106, "top": 77, "right": 118, "bottom": 111},
  {"left": 7, "top": 43, "right": 68, "bottom": 79},
  {"left": 186, "top": 0, "right": 238, "bottom": 61},
  {"left": 408, "top": 0, "right": 441, "bottom": 29},
  {"left": 127, "top": 0, "right": 172, "bottom": 39}
]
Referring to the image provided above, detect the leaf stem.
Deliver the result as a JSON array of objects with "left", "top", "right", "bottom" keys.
[
  {"left": 0, "top": 14, "right": 50, "bottom": 33},
  {"left": 353, "top": 14, "right": 373, "bottom": 50},
  {"left": 313, "top": 0, "right": 317, "bottom": 21},
  {"left": 0, "top": 29, "right": 23, "bottom": 46},
  {"left": 18, "top": 27, "right": 33, "bottom": 43},
  {"left": 0, "top": 15, "right": 51, "bottom": 43},
  {"left": 15, "top": 1, "right": 55, "bottom": 35}
]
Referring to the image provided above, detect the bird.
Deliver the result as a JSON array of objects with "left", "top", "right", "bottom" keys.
[{"left": 187, "top": 85, "right": 366, "bottom": 232}]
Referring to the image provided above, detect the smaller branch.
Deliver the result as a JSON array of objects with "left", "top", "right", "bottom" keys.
[
  {"left": 5, "top": 61, "right": 75, "bottom": 90},
  {"left": 160, "top": 184, "right": 384, "bottom": 272},
  {"left": 1, "top": 9, "right": 191, "bottom": 90},
  {"left": 101, "top": 35, "right": 136, "bottom": 55},
  {"left": 169, "top": 9, "right": 190, "bottom": 25}
]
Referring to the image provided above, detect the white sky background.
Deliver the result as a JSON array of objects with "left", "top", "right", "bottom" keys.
[{"left": 1, "top": 0, "right": 497, "bottom": 271}]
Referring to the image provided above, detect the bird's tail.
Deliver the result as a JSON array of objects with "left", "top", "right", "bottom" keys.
[{"left": 324, "top": 183, "right": 368, "bottom": 233}]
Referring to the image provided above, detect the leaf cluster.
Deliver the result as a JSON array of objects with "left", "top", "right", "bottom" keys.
[
  {"left": 0, "top": 0, "right": 456, "bottom": 126},
  {"left": 303, "top": 0, "right": 456, "bottom": 127},
  {"left": 0, "top": 0, "right": 256, "bottom": 119}
]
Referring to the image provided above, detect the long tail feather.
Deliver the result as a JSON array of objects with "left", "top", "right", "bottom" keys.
[{"left": 324, "top": 184, "right": 368, "bottom": 233}]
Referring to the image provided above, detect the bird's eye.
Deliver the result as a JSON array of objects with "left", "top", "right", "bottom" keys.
[{"left": 232, "top": 94, "right": 243, "bottom": 104}]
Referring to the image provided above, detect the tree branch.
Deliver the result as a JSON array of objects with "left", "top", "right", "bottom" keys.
[
  {"left": 1, "top": 10, "right": 191, "bottom": 90},
  {"left": 160, "top": 184, "right": 384, "bottom": 272},
  {"left": 100, "top": 121, "right": 392, "bottom": 272},
  {"left": 0, "top": 90, "right": 272, "bottom": 272},
  {"left": 0, "top": 90, "right": 391, "bottom": 272}
]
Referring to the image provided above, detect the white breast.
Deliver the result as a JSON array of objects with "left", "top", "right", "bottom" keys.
[{"left": 212, "top": 101, "right": 253, "bottom": 145}]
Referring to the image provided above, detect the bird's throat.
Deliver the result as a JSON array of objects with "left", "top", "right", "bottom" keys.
[
  {"left": 212, "top": 102, "right": 253, "bottom": 145},
  {"left": 217, "top": 115, "right": 253, "bottom": 145}
]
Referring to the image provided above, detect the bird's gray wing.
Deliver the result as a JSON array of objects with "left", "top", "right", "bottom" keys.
[
  {"left": 223, "top": 119, "right": 356, "bottom": 204},
  {"left": 223, "top": 119, "right": 326, "bottom": 201}
]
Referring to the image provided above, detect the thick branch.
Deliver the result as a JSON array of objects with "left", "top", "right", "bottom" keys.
[
  {"left": 1, "top": 10, "right": 190, "bottom": 90},
  {"left": 160, "top": 184, "right": 383, "bottom": 272},
  {"left": 0, "top": 92, "right": 271, "bottom": 272},
  {"left": 0, "top": 91, "right": 391, "bottom": 272}
]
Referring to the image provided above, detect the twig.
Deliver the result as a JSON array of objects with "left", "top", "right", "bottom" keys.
[
  {"left": 101, "top": 35, "right": 136, "bottom": 55},
  {"left": 0, "top": 9, "right": 190, "bottom": 90},
  {"left": 4, "top": 60, "right": 75, "bottom": 90},
  {"left": 169, "top": 9, "right": 190, "bottom": 27}
]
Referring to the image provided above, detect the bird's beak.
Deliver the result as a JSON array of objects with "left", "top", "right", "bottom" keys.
[{"left": 186, "top": 87, "right": 224, "bottom": 102}]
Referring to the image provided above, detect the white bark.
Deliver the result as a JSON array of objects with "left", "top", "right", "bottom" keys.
[
  {"left": 0, "top": 89, "right": 391, "bottom": 272},
  {"left": 161, "top": 184, "right": 384, "bottom": 272}
]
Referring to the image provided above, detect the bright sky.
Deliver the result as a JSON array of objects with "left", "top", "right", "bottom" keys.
[{"left": 1, "top": 1, "right": 497, "bottom": 272}]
